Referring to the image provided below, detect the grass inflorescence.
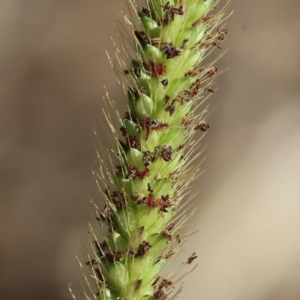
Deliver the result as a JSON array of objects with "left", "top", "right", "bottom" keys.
[{"left": 73, "top": 1, "right": 230, "bottom": 299}]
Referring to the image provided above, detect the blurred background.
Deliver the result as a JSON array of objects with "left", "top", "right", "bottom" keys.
[{"left": 1, "top": 1, "right": 300, "bottom": 299}]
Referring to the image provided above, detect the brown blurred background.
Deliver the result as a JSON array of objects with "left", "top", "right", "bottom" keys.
[{"left": 1, "top": 1, "right": 300, "bottom": 299}]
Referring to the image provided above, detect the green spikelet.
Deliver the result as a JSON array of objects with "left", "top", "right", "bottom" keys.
[{"left": 74, "top": 1, "right": 230, "bottom": 299}]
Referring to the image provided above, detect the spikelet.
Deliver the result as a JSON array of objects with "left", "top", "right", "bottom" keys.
[{"left": 73, "top": 1, "right": 230, "bottom": 299}]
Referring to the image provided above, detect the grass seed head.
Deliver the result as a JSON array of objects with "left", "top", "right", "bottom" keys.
[{"left": 75, "top": 1, "right": 231, "bottom": 299}]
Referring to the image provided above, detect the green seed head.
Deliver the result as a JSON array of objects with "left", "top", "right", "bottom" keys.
[{"left": 73, "top": 1, "right": 231, "bottom": 299}]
